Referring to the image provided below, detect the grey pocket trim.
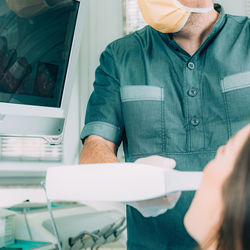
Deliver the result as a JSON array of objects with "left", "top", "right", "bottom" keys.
[
  {"left": 221, "top": 71, "right": 250, "bottom": 93},
  {"left": 120, "top": 85, "right": 164, "bottom": 102}
]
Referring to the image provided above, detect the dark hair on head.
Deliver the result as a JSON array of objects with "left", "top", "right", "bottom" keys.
[{"left": 215, "top": 134, "right": 250, "bottom": 250}]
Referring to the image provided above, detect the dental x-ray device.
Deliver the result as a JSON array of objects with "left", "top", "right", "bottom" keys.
[{"left": 45, "top": 163, "right": 203, "bottom": 202}]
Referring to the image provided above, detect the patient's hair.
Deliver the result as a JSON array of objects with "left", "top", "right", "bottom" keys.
[{"left": 215, "top": 134, "right": 250, "bottom": 250}]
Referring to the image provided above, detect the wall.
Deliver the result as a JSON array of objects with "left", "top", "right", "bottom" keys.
[
  {"left": 216, "top": 0, "right": 247, "bottom": 15},
  {"left": 78, "top": 0, "right": 124, "bottom": 144}
]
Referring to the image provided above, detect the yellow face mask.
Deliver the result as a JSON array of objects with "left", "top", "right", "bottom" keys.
[
  {"left": 6, "top": 0, "right": 49, "bottom": 18},
  {"left": 137, "top": 0, "right": 214, "bottom": 33}
]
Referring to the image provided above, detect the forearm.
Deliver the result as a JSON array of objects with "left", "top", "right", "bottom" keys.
[{"left": 79, "top": 136, "right": 119, "bottom": 164}]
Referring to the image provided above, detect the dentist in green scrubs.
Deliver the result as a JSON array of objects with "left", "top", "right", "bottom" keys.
[{"left": 80, "top": 0, "right": 250, "bottom": 249}]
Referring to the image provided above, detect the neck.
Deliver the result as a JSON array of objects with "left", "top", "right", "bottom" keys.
[
  {"left": 201, "top": 241, "right": 217, "bottom": 250},
  {"left": 171, "top": 9, "right": 219, "bottom": 56}
]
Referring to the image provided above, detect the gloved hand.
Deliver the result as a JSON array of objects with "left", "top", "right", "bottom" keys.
[
  {"left": 127, "top": 156, "right": 181, "bottom": 217},
  {"left": 0, "top": 36, "right": 31, "bottom": 93}
]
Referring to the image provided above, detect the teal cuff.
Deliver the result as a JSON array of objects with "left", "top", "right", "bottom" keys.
[{"left": 80, "top": 121, "right": 122, "bottom": 145}]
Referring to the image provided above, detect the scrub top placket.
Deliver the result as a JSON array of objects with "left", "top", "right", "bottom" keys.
[{"left": 158, "top": 6, "right": 226, "bottom": 152}]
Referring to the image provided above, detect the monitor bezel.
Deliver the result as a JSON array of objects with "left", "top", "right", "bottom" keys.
[{"left": 0, "top": 0, "right": 85, "bottom": 145}]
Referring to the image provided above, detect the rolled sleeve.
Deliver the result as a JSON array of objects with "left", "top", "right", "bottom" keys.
[
  {"left": 80, "top": 121, "right": 122, "bottom": 145},
  {"left": 81, "top": 43, "right": 124, "bottom": 146}
]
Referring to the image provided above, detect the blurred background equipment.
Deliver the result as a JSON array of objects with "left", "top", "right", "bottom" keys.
[
  {"left": 0, "top": 208, "right": 16, "bottom": 247},
  {"left": 5, "top": 201, "right": 126, "bottom": 250}
]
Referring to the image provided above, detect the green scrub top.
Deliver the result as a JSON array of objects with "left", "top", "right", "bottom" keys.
[{"left": 81, "top": 5, "right": 250, "bottom": 250}]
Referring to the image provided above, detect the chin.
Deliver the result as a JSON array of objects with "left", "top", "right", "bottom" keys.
[
  {"left": 184, "top": 212, "right": 194, "bottom": 238},
  {"left": 184, "top": 211, "right": 203, "bottom": 245}
]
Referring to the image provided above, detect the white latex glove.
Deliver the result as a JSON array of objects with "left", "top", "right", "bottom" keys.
[{"left": 127, "top": 156, "right": 181, "bottom": 217}]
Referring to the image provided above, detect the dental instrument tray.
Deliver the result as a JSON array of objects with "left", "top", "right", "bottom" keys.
[{"left": 45, "top": 163, "right": 203, "bottom": 202}]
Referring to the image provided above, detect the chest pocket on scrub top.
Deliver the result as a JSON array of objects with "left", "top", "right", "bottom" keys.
[
  {"left": 221, "top": 71, "right": 250, "bottom": 136},
  {"left": 120, "top": 85, "right": 164, "bottom": 156}
]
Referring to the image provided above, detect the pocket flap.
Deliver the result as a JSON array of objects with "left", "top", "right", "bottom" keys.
[
  {"left": 221, "top": 71, "right": 250, "bottom": 93},
  {"left": 120, "top": 85, "right": 164, "bottom": 102}
]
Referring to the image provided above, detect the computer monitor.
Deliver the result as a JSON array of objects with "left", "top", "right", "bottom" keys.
[{"left": 0, "top": 0, "right": 85, "bottom": 144}]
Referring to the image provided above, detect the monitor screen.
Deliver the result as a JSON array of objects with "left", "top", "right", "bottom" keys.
[{"left": 0, "top": 0, "right": 79, "bottom": 108}]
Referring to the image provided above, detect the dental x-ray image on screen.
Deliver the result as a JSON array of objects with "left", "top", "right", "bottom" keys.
[
  {"left": 0, "top": 0, "right": 85, "bottom": 143},
  {"left": 0, "top": 0, "right": 78, "bottom": 107}
]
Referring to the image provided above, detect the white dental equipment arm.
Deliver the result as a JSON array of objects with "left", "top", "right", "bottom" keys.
[{"left": 45, "top": 161, "right": 203, "bottom": 204}]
